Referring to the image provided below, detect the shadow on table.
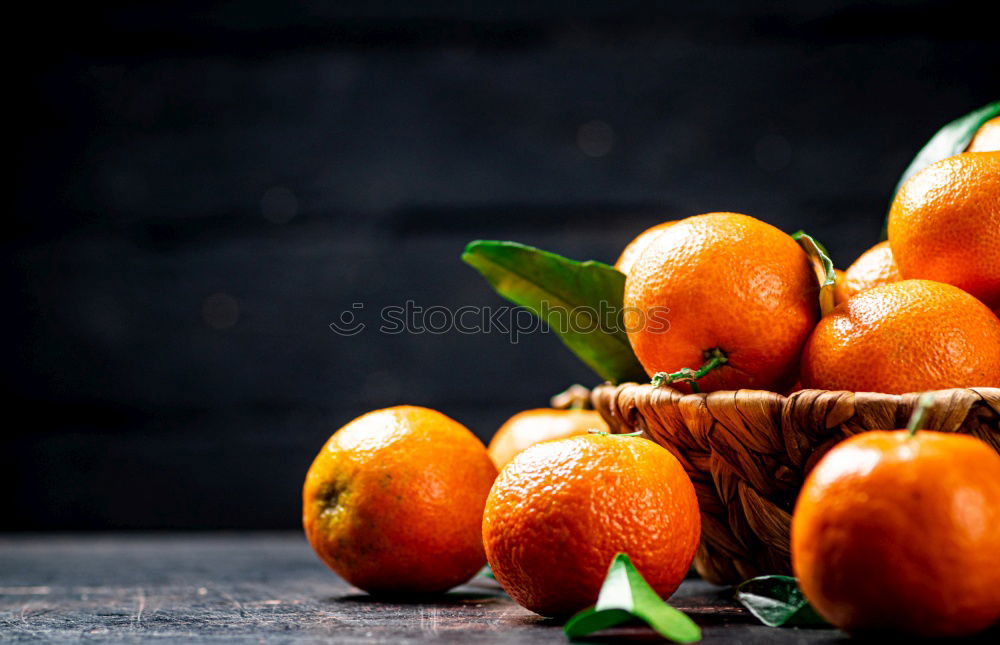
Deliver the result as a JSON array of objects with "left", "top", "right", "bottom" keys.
[
  {"left": 324, "top": 589, "right": 551, "bottom": 628},
  {"left": 330, "top": 590, "right": 503, "bottom": 606},
  {"left": 837, "top": 625, "right": 1000, "bottom": 644},
  {"left": 325, "top": 573, "right": 514, "bottom": 608}
]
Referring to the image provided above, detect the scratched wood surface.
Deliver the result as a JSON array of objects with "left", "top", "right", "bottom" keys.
[{"left": 0, "top": 534, "right": 849, "bottom": 643}]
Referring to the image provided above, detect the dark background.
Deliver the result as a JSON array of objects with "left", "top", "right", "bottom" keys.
[{"left": 7, "top": 1, "right": 997, "bottom": 530}]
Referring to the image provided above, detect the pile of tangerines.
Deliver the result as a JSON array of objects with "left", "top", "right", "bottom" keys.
[
  {"left": 302, "top": 117, "right": 1000, "bottom": 639},
  {"left": 621, "top": 151, "right": 999, "bottom": 395}
]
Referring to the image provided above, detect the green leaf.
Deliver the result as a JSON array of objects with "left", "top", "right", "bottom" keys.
[
  {"left": 564, "top": 553, "right": 701, "bottom": 643},
  {"left": 893, "top": 100, "right": 1000, "bottom": 197},
  {"left": 562, "top": 608, "right": 634, "bottom": 637},
  {"left": 735, "top": 575, "right": 828, "bottom": 628},
  {"left": 791, "top": 231, "right": 837, "bottom": 316},
  {"left": 462, "top": 240, "right": 647, "bottom": 384},
  {"left": 882, "top": 100, "right": 1000, "bottom": 239},
  {"left": 477, "top": 564, "right": 495, "bottom": 579}
]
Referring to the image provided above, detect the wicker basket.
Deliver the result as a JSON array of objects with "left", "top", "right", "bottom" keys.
[{"left": 591, "top": 383, "right": 1000, "bottom": 586}]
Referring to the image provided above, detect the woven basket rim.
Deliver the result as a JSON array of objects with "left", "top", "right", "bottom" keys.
[
  {"left": 590, "top": 382, "right": 1000, "bottom": 584},
  {"left": 591, "top": 384, "right": 1000, "bottom": 420},
  {"left": 593, "top": 382, "right": 1000, "bottom": 398}
]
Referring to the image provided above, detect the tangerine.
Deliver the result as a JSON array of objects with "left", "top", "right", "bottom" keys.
[
  {"left": 833, "top": 269, "right": 849, "bottom": 306},
  {"left": 482, "top": 432, "right": 700, "bottom": 617},
  {"left": 888, "top": 152, "right": 1000, "bottom": 308},
  {"left": 967, "top": 115, "right": 1000, "bottom": 152},
  {"left": 303, "top": 406, "right": 497, "bottom": 594},
  {"left": 801, "top": 279, "right": 1000, "bottom": 393},
  {"left": 623, "top": 212, "right": 818, "bottom": 392},
  {"left": 792, "top": 425, "right": 1000, "bottom": 637},
  {"left": 487, "top": 408, "right": 608, "bottom": 470},
  {"left": 615, "top": 221, "right": 676, "bottom": 275},
  {"left": 840, "top": 241, "right": 900, "bottom": 301}
]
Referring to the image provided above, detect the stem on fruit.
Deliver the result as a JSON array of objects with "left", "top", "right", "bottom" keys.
[
  {"left": 906, "top": 393, "right": 936, "bottom": 438},
  {"left": 588, "top": 429, "right": 643, "bottom": 438},
  {"left": 651, "top": 348, "right": 728, "bottom": 393},
  {"left": 551, "top": 384, "right": 591, "bottom": 410}
]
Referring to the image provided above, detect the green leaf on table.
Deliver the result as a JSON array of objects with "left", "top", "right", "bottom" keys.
[
  {"left": 791, "top": 231, "right": 837, "bottom": 316},
  {"left": 882, "top": 100, "right": 1000, "bottom": 239},
  {"left": 564, "top": 553, "right": 701, "bottom": 643},
  {"left": 735, "top": 575, "right": 828, "bottom": 627},
  {"left": 462, "top": 240, "right": 647, "bottom": 384}
]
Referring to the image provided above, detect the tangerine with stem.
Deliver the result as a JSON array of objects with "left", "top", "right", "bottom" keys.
[
  {"left": 624, "top": 212, "right": 818, "bottom": 393},
  {"left": 791, "top": 395, "right": 1000, "bottom": 637}
]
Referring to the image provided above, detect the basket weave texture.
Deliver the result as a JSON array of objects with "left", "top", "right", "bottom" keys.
[{"left": 591, "top": 383, "right": 1000, "bottom": 586}]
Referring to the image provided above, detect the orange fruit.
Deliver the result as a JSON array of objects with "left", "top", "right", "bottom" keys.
[
  {"left": 840, "top": 241, "right": 900, "bottom": 300},
  {"left": 832, "top": 269, "right": 849, "bottom": 306},
  {"left": 801, "top": 279, "right": 1000, "bottom": 393},
  {"left": 487, "top": 408, "right": 608, "bottom": 470},
  {"left": 615, "top": 221, "right": 676, "bottom": 274},
  {"left": 482, "top": 433, "right": 700, "bottom": 617},
  {"left": 967, "top": 115, "right": 1000, "bottom": 152},
  {"left": 623, "top": 212, "right": 818, "bottom": 392},
  {"left": 888, "top": 152, "right": 1000, "bottom": 308},
  {"left": 303, "top": 405, "right": 497, "bottom": 594},
  {"left": 792, "top": 429, "right": 1000, "bottom": 637}
]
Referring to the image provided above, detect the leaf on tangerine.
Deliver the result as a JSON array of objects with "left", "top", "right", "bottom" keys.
[
  {"left": 882, "top": 100, "right": 1000, "bottom": 239},
  {"left": 791, "top": 231, "right": 836, "bottom": 316},
  {"left": 462, "top": 240, "right": 647, "bottom": 384}
]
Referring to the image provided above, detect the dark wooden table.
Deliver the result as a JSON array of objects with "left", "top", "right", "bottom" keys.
[{"left": 0, "top": 534, "right": 845, "bottom": 643}]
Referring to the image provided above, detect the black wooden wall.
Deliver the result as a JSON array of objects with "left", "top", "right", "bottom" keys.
[{"left": 7, "top": 1, "right": 998, "bottom": 529}]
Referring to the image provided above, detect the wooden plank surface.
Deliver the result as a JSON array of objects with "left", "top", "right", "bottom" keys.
[{"left": 0, "top": 533, "right": 844, "bottom": 643}]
